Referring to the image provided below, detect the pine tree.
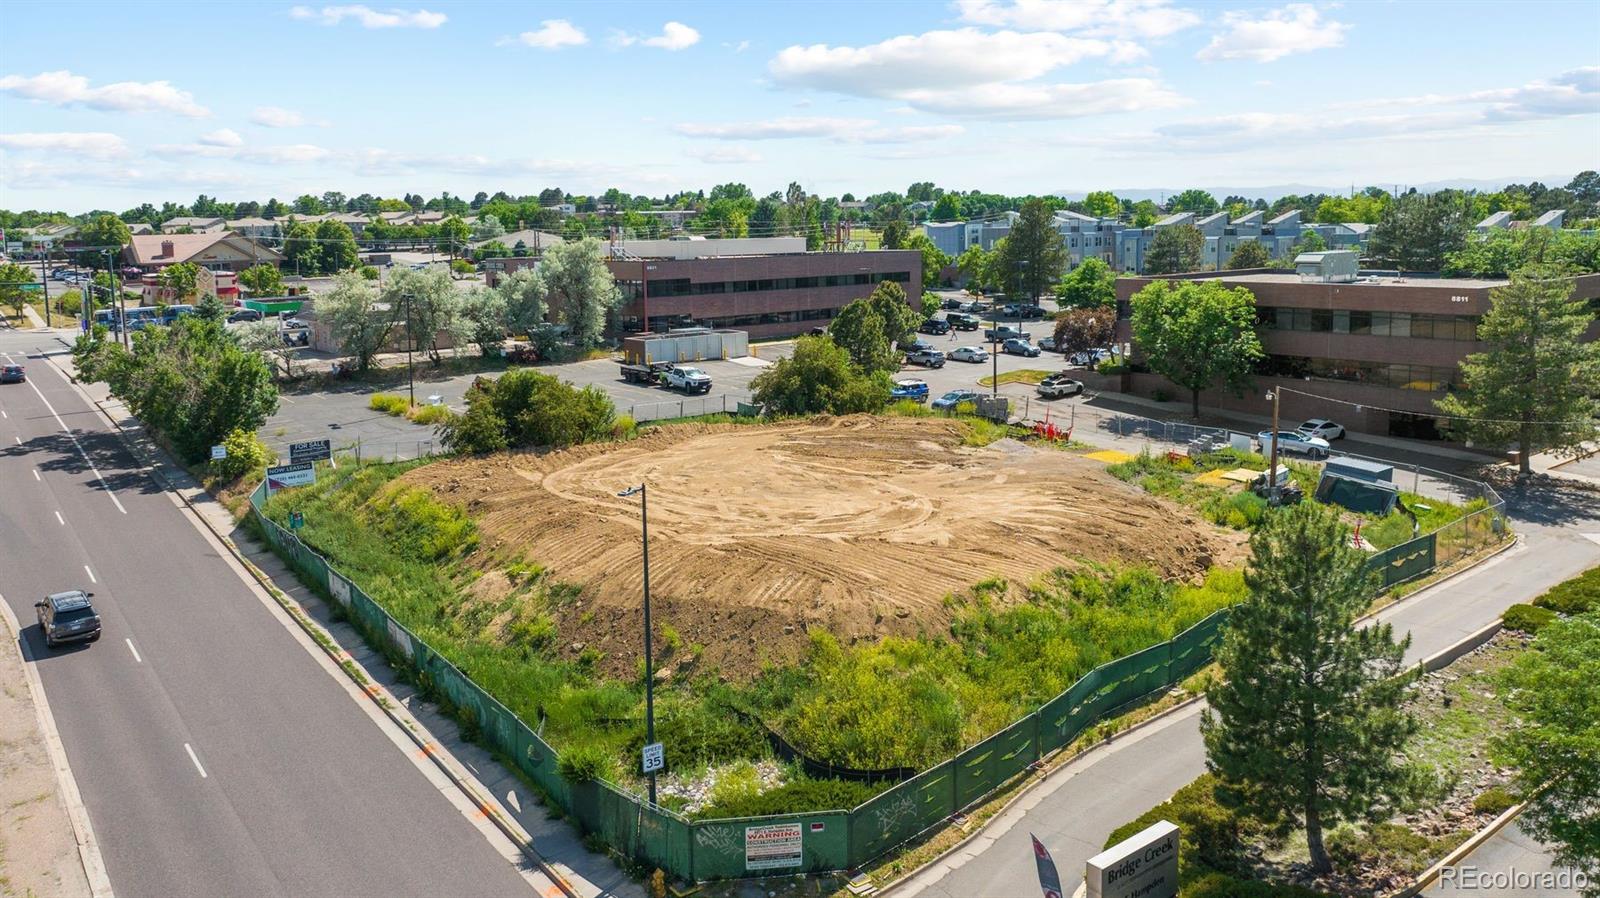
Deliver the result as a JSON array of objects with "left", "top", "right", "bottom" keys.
[
  {"left": 1436, "top": 266, "right": 1600, "bottom": 474},
  {"left": 1201, "top": 502, "right": 1419, "bottom": 874},
  {"left": 999, "top": 198, "right": 1067, "bottom": 301}
]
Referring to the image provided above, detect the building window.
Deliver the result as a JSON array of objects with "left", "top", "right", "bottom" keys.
[
  {"left": 1257, "top": 307, "right": 1477, "bottom": 341},
  {"left": 1259, "top": 354, "right": 1459, "bottom": 391}
]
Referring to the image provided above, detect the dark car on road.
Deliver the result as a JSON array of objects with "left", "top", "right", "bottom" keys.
[
  {"left": 918, "top": 317, "right": 952, "bottom": 335},
  {"left": 227, "top": 308, "right": 262, "bottom": 323},
  {"left": 941, "top": 297, "right": 965, "bottom": 310},
  {"left": 0, "top": 364, "right": 24, "bottom": 384},
  {"left": 36, "top": 590, "right": 101, "bottom": 648}
]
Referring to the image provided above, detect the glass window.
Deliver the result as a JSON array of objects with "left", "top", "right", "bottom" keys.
[
  {"left": 1310, "top": 309, "right": 1333, "bottom": 332},
  {"left": 1349, "top": 310, "right": 1371, "bottom": 335},
  {"left": 1388, "top": 312, "right": 1411, "bottom": 338}
]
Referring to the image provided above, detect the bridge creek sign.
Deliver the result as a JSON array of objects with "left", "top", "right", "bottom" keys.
[{"left": 1085, "top": 820, "right": 1178, "bottom": 898}]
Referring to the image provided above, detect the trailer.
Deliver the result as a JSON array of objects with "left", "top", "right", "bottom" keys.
[{"left": 620, "top": 361, "right": 674, "bottom": 385}]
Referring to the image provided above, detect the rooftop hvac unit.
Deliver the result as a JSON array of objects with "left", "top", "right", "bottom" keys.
[{"left": 1294, "top": 250, "right": 1359, "bottom": 283}]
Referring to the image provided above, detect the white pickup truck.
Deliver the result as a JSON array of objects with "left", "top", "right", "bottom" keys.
[{"left": 663, "top": 365, "right": 712, "bottom": 394}]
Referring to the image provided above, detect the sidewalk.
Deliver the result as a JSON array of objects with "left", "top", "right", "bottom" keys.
[
  {"left": 63, "top": 364, "right": 642, "bottom": 898},
  {"left": 0, "top": 608, "right": 93, "bottom": 898}
]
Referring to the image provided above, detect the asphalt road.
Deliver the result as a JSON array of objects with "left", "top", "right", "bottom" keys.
[
  {"left": 0, "top": 332, "right": 540, "bottom": 898},
  {"left": 891, "top": 479, "right": 1600, "bottom": 898},
  {"left": 1427, "top": 821, "right": 1584, "bottom": 897}
]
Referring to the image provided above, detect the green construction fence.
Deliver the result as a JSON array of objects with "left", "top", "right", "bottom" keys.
[{"left": 249, "top": 476, "right": 1504, "bottom": 884}]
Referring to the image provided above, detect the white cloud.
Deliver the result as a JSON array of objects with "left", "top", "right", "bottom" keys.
[
  {"left": 690, "top": 146, "right": 764, "bottom": 164},
  {"left": 956, "top": 0, "right": 1201, "bottom": 39},
  {"left": 767, "top": 29, "right": 1181, "bottom": 118},
  {"left": 152, "top": 141, "right": 332, "bottom": 164},
  {"left": 507, "top": 19, "right": 588, "bottom": 49},
  {"left": 288, "top": 5, "right": 446, "bottom": 28},
  {"left": 728, "top": 40, "right": 751, "bottom": 53},
  {"left": 616, "top": 22, "right": 700, "bottom": 50},
  {"left": 0, "top": 131, "right": 128, "bottom": 158},
  {"left": 675, "top": 117, "right": 966, "bottom": 144},
  {"left": 198, "top": 128, "right": 244, "bottom": 147},
  {"left": 251, "top": 106, "right": 308, "bottom": 127},
  {"left": 1477, "top": 66, "right": 1600, "bottom": 120},
  {"left": 0, "top": 70, "right": 209, "bottom": 117},
  {"left": 1197, "top": 4, "right": 1349, "bottom": 63}
]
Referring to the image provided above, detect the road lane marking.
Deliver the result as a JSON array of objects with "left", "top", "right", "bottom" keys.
[
  {"left": 125, "top": 638, "right": 142, "bottom": 664},
  {"left": 184, "top": 743, "right": 208, "bottom": 778},
  {"left": 55, "top": 510, "right": 65, "bottom": 525},
  {"left": 2, "top": 409, "right": 7, "bottom": 418},
  {"left": 83, "top": 565, "right": 96, "bottom": 583},
  {"left": 21, "top": 374, "right": 127, "bottom": 514},
  {"left": 33, "top": 468, "right": 40, "bottom": 480}
]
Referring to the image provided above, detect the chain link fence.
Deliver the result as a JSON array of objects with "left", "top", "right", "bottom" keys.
[{"left": 626, "top": 392, "right": 755, "bottom": 422}]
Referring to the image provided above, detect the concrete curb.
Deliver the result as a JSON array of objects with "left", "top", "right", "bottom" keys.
[
  {"left": 878, "top": 533, "right": 1519, "bottom": 897},
  {"left": 1387, "top": 799, "right": 1532, "bottom": 898},
  {"left": 51, "top": 355, "right": 581, "bottom": 898},
  {"left": 0, "top": 598, "right": 114, "bottom": 898}
]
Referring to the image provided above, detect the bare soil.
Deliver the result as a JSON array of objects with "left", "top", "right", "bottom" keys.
[{"left": 404, "top": 416, "right": 1246, "bottom": 679}]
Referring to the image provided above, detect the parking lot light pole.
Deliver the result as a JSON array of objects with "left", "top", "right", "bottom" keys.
[
  {"left": 404, "top": 291, "right": 416, "bottom": 408},
  {"left": 1266, "top": 389, "right": 1281, "bottom": 503},
  {"left": 617, "top": 483, "right": 657, "bottom": 806}
]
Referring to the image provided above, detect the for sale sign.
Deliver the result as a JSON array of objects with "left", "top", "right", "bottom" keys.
[
  {"left": 745, "top": 822, "right": 803, "bottom": 871},
  {"left": 288, "top": 439, "right": 332, "bottom": 464}
]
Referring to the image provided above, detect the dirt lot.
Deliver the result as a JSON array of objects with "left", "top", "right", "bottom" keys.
[{"left": 406, "top": 416, "right": 1246, "bottom": 679}]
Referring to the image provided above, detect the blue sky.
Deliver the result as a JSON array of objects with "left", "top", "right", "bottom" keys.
[{"left": 1, "top": 0, "right": 1597, "bottom": 212}]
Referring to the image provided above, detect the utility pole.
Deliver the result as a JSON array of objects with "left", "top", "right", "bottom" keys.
[
  {"left": 405, "top": 291, "right": 416, "bottom": 408},
  {"left": 617, "top": 483, "right": 658, "bottom": 806},
  {"left": 1267, "top": 388, "right": 1281, "bottom": 503},
  {"left": 37, "top": 254, "right": 50, "bottom": 327}
]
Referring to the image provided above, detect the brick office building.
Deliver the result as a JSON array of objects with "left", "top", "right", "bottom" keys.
[
  {"left": 1113, "top": 254, "right": 1600, "bottom": 440},
  {"left": 484, "top": 237, "right": 923, "bottom": 341}
]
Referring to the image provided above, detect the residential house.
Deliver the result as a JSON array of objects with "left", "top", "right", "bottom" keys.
[
  {"left": 160, "top": 216, "right": 227, "bottom": 234},
  {"left": 227, "top": 217, "right": 281, "bottom": 239},
  {"left": 124, "top": 232, "right": 285, "bottom": 275}
]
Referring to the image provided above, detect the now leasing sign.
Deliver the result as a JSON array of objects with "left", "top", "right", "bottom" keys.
[{"left": 1085, "top": 820, "right": 1178, "bottom": 898}]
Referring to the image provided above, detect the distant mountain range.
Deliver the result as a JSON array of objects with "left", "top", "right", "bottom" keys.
[{"left": 1055, "top": 176, "right": 1578, "bottom": 203}]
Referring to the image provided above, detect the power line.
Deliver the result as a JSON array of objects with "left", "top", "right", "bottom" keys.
[{"left": 1271, "top": 384, "right": 1592, "bottom": 427}]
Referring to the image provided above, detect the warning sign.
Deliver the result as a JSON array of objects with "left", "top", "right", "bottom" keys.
[{"left": 745, "top": 822, "right": 803, "bottom": 871}]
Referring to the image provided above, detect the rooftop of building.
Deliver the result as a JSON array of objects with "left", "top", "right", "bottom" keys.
[{"left": 1213, "top": 271, "right": 1511, "bottom": 288}]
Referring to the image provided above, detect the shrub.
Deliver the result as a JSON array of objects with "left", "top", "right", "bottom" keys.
[
  {"left": 440, "top": 368, "right": 616, "bottom": 454},
  {"left": 359, "top": 265, "right": 380, "bottom": 281},
  {"left": 1472, "top": 785, "right": 1518, "bottom": 816},
  {"left": 1105, "top": 774, "right": 1252, "bottom": 876},
  {"left": 407, "top": 403, "right": 452, "bottom": 425},
  {"left": 1326, "top": 823, "right": 1462, "bottom": 876},
  {"left": 1502, "top": 603, "right": 1556, "bottom": 633},
  {"left": 361, "top": 484, "right": 477, "bottom": 562},
  {"left": 370, "top": 393, "right": 409, "bottom": 416},
  {"left": 694, "top": 774, "right": 878, "bottom": 819},
  {"left": 610, "top": 414, "right": 637, "bottom": 440},
  {"left": 558, "top": 742, "right": 619, "bottom": 783},
  {"left": 450, "top": 259, "right": 475, "bottom": 275},
  {"left": 210, "top": 426, "right": 271, "bottom": 483},
  {"left": 1185, "top": 873, "right": 1332, "bottom": 898},
  {"left": 1531, "top": 565, "right": 1600, "bottom": 615}
]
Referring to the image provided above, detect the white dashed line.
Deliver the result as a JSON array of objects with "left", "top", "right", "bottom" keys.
[
  {"left": 32, "top": 468, "right": 40, "bottom": 481},
  {"left": 125, "top": 639, "right": 142, "bottom": 664},
  {"left": 83, "top": 565, "right": 97, "bottom": 583},
  {"left": 55, "top": 510, "right": 64, "bottom": 525},
  {"left": 184, "top": 743, "right": 208, "bottom": 778},
  {"left": 2, "top": 409, "right": 8, "bottom": 418},
  {"left": 21, "top": 374, "right": 126, "bottom": 514}
]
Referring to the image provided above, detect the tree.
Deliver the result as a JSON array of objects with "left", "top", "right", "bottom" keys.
[
  {"left": 235, "top": 319, "right": 300, "bottom": 379},
  {"left": 158, "top": 262, "right": 200, "bottom": 302},
  {"left": 458, "top": 286, "right": 508, "bottom": 356},
  {"left": 314, "top": 272, "right": 393, "bottom": 372},
  {"left": 1131, "top": 199, "right": 1160, "bottom": 227},
  {"left": 239, "top": 264, "right": 285, "bottom": 297},
  {"left": 495, "top": 267, "right": 548, "bottom": 337},
  {"left": 381, "top": 266, "right": 462, "bottom": 363},
  {"left": 1496, "top": 611, "right": 1600, "bottom": 895},
  {"left": 194, "top": 293, "right": 227, "bottom": 323},
  {"left": 282, "top": 221, "right": 321, "bottom": 275},
  {"left": 880, "top": 219, "right": 910, "bottom": 250},
  {"left": 438, "top": 215, "right": 472, "bottom": 259},
  {"left": 1130, "top": 280, "right": 1264, "bottom": 418},
  {"left": 313, "top": 220, "right": 359, "bottom": 273},
  {"left": 955, "top": 244, "right": 997, "bottom": 291},
  {"left": 998, "top": 198, "right": 1067, "bottom": 301},
  {"left": 904, "top": 233, "right": 952, "bottom": 289},
  {"left": 1053, "top": 308, "right": 1115, "bottom": 357},
  {"left": 1369, "top": 190, "right": 1472, "bottom": 271},
  {"left": 1082, "top": 191, "right": 1120, "bottom": 219},
  {"left": 1168, "top": 189, "right": 1219, "bottom": 214},
  {"left": 931, "top": 193, "right": 962, "bottom": 221},
  {"left": 472, "top": 213, "right": 505, "bottom": 241},
  {"left": 1054, "top": 257, "right": 1117, "bottom": 310},
  {"left": 440, "top": 368, "right": 617, "bottom": 453},
  {"left": 1202, "top": 501, "right": 1417, "bottom": 875},
  {"left": 751, "top": 335, "right": 892, "bottom": 415},
  {"left": 0, "top": 261, "right": 35, "bottom": 317},
  {"left": 538, "top": 239, "right": 621, "bottom": 349},
  {"left": 1444, "top": 228, "right": 1600, "bottom": 278},
  {"left": 1290, "top": 230, "right": 1327, "bottom": 256},
  {"left": 292, "top": 194, "right": 328, "bottom": 216},
  {"left": 1226, "top": 240, "right": 1273, "bottom": 270},
  {"left": 1144, "top": 224, "right": 1205, "bottom": 274},
  {"left": 75, "top": 214, "right": 131, "bottom": 262},
  {"left": 828, "top": 281, "right": 921, "bottom": 375},
  {"left": 1436, "top": 267, "right": 1600, "bottom": 474}
]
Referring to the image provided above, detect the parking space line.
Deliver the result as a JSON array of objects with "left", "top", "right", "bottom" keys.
[
  {"left": 55, "top": 510, "right": 64, "bottom": 525},
  {"left": 33, "top": 468, "right": 40, "bottom": 480},
  {"left": 125, "top": 638, "right": 142, "bottom": 664},
  {"left": 84, "top": 565, "right": 96, "bottom": 583},
  {"left": 184, "top": 743, "right": 208, "bottom": 778}
]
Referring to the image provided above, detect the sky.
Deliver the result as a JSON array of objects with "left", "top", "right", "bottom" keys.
[{"left": 1, "top": 0, "right": 1597, "bottom": 213}]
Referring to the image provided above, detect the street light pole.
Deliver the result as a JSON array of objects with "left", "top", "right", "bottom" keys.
[
  {"left": 1266, "top": 389, "right": 1281, "bottom": 503},
  {"left": 617, "top": 483, "right": 657, "bottom": 806}
]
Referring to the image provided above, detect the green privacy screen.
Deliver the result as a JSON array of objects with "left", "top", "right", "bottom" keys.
[{"left": 251, "top": 478, "right": 1490, "bottom": 883}]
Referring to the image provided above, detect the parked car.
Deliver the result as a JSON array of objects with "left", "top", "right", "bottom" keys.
[
  {"left": 945, "top": 312, "right": 981, "bottom": 331},
  {"left": 0, "top": 364, "right": 24, "bottom": 384},
  {"left": 49, "top": 267, "right": 72, "bottom": 281},
  {"left": 664, "top": 366, "right": 712, "bottom": 394},
  {"left": 1002, "top": 338, "right": 1041, "bottom": 357},
  {"left": 809, "top": 326, "right": 828, "bottom": 335},
  {"left": 950, "top": 346, "right": 989, "bottom": 363},
  {"left": 932, "top": 389, "right": 982, "bottom": 410},
  {"left": 904, "top": 348, "right": 947, "bottom": 368},
  {"left": 1040, "top": 371, "right": 1078, "bottom": 387},
  {"left": 1068, "top": 348, "right": 1118, "bottom": 367},
  {"left": 1000, "top": 303, "right": 1046, "bottom": 319},
  {"left": 1297, "top": 418, "right": 1345, "bottom": 441},
  {"left": 984, "top": 325, "right": 1030, "bottom": 343},
  {"left": 918, "top": 318, "right": 952, "bottom": 335},
  {"left": 890, "top": 379, "right": 930, "bottom": 402},
  {"left": 1037, "top": 336, "right": 1061, "bottom": 352},
  {"left": 959, "top": 300, "right": 990, "bottom": 314},
  {"left": 35, "top": 590, "right": 101, "bottom": 648},
  {"left": 1257, "top": 430, "right": 1331, "bottom": 459},
  {"left": 941, "top": 297, "right": 966, "bottom": 310},
  {"left": 1036, "top": 378, "right": 1084, "bottom": 399},
  {"left": 900, "top": 339, "right": 936, "bottom": 356},
  {"left": 227, "top": 308, "right": 262, "bottom": 323}
]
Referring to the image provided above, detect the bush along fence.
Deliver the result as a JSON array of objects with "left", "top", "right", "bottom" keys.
[{"left": 248, "top": 462, "right": 1509, "bottom": 884}]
